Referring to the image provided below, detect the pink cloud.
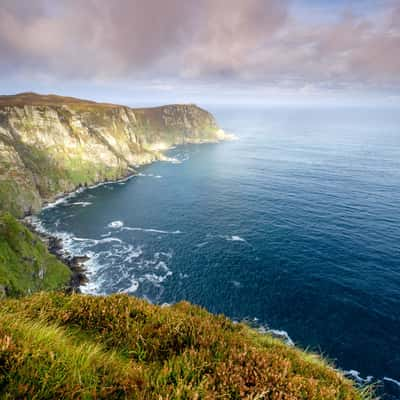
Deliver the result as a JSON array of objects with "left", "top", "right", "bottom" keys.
[{"left": 0, "top": 0, "right": 399, "bottom": 89}]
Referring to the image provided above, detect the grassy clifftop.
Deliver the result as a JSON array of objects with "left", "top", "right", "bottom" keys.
[
  {"left": 0, "top": 213, "right": 71, "bottom": 297},
  {"left": 0, "top": 292, "right": 368, "bottom": 399}
]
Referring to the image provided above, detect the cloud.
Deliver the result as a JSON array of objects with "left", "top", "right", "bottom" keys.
[
  {"left": 0, "top": 0, "right": 199, "bottom": 77},
  {"left": 0, "top": 0, "right": 399, "bottom": 90}
]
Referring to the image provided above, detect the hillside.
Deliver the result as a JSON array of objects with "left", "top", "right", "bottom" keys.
[
  {"left": 0, "top": 292, "right": 368, "bottom": 399},
  {"left": 0, "top": 212, "right": 71, "bottom": 297},
  {"left": 0, "top": 92, "right": 227, "bottom": 217}
]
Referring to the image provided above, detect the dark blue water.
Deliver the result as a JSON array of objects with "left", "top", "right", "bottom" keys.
[{"left": 37, "top": 105, "right": 400, "bottom": 383}]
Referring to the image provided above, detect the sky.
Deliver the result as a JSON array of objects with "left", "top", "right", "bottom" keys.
[{"left": 0, "top": 0, "right": 399, "bottom": 106}]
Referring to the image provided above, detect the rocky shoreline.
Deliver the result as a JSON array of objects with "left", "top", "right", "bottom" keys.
[{"left": 20, "top": 167, "right": 148, "bottom": 293}]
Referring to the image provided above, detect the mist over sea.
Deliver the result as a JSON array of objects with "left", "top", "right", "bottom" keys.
[{"left": 36, "top": 105, "right": 400, "bottom": 384}]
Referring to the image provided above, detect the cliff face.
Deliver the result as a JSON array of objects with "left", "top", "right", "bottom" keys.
[{"left": 0, "top": 93, "right": 225, "bottom": 217}]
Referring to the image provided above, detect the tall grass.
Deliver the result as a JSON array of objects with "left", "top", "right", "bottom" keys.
[{"left": 0, "top": 292, "right": 372, "bottom": 399}]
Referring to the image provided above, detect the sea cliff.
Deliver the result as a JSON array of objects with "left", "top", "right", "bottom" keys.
[
  {"left": 0, "top": 92, "right": 228, "bottom": 295},
  {"left": 0, "top": 92, "right": 227, "bottom": 217},
  {"left": 0, "top": 93, "right": 369, "bottom": 399}
]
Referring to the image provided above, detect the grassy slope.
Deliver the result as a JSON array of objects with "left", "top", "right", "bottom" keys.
[
  {"left": 0, "top": 213, "right": 71, "bottom": 297},
  {"left": 0, "top": 292, "right": 370, "bottom": 399}
]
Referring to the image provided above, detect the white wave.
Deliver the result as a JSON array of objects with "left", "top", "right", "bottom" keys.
[
  {"left": 87, "top": 174, "right": 136, "bottom": 190},
  {"left": 154, "top": 250, "right": 173, "bottom": 259},
  {"left": 98, "top": 237, "right": 123, "bottom": 244},
  {"left": 122, "top": 226, "right": 181, "bottom": 235},
  {"left": 73, "top": 236, "right": 123, "bottom": 245},
  {"left": 71, "top": 201, "right": 92, "bottom": 207},
  {"left": 123, "top": 247, "right": 143, "bottom": 263},
  {"left": 108, "top": 220, "right": 124, "bottom": 229},
  {"left": 344, "top": 370, "right": 374, "bottom": 385},
  {"left": 230, "top": 235, "right": 246, "bottom": 242},
  {"left": 42, "top": 197, "right": 67, "bottom": 209},
  {"left": 162, "top": 156, "right": 181, "bottom": 164},
  {"left": 383, "top": 376, "right": 400, "bottom": 387},
  {"left": 221, "top": 235, "right": 246, "bottom": 242},
  {"left": 140, "top": 271, "right": 172, "bottom": 285},
  {"left": 147, "top": 173, "right": 163, "bottom": 178},
  {"left": 267, "top": 329, "right": 295, "bottom": 346},
  {"left": 27, "top": 215, "right": 175, "bottom": 298},
  {"left": 231, "top": 280, "right": 242, "bottom": 288},
  {"left": 42, "top": 188, "right": 85, "bottom": 210},
  {"left": 154, "top": 261, "right": 169, "bottom": 272},
  {"left": 137, "top": 173, "right": 163, "bottom": 178},
  {"left": 256, "top": 324, "right": 294, "bottom": 347},
  {"left": 119, "top": 279, "right": 139, "bottom": 294},
  {"left": 80, "top": 252, "right": 106, "bottom": 295}
]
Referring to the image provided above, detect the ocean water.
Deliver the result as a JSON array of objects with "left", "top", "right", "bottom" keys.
[{"left": 36, "top": 105, "right": 400, "bottom": 386}]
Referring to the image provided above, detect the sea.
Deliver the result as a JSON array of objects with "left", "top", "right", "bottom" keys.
[{"left": 34, "top": 105, "right": 400, "bottom": 396}]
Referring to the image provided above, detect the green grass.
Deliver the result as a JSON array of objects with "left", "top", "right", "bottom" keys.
[
  {"left": 0, "top": 213, "right": 71, "bottom": 297},
  {"left": 0, "top": 311, "right": 141, "bottom": 399},
  {"left": 0, "top": 292, "right": 373, "bottom": 399}
]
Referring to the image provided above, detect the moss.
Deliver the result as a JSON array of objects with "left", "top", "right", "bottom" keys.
[
  {"left": 0, "top": 292, "right": 371, "bottom": 399},
  {"left": 0, "top": 181, "right": 30, "bottom": 218},
  {"left": 62, "top": 157, "right": 123, "bottom": 187},
  {"left": 0, "top": 213, "right": 71, "bottom": 297}
]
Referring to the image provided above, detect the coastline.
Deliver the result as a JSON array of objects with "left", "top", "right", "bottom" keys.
[
  {"left": 21, "top": 133, "right": 236, "bottom": 293},
  {"left": 19, "top": 138, "right": 400, "bottom": 399},
  {"left": 22, "top": 171, "right": 143, "bottom": 292}
]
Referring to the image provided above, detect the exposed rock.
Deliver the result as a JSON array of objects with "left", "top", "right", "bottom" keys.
[{"left": 0, "top": 92, "right": 225, "bottom": 217}]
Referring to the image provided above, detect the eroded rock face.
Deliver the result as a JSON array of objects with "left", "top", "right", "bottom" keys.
[{"left": 0, "top": 93, "right": 223, "bottom": 216}]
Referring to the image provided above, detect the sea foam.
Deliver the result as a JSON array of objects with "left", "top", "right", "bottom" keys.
[
  {"left": 108, "top": 220, "right": 124, "bottom": 229},
  {"left": 122, "top": 226, "right": 181, "bottom": 235}
]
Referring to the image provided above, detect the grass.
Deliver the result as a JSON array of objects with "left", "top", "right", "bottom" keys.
[
  {"left": 0, "top": 213, "right": 71, "bottom": 297},
  {"left": 0, "top": 312, "right": 142, "bottom": 399},
  {"left": 0, "top": 180, "right": 31, "bottom": 218},
  {"left": 0, "top": 292, "right": 373, "bottom": 399}
]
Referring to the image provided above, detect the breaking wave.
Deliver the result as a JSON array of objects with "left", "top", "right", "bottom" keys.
[
  {"left": 26, "top": 215, "right": 174, "bottom": 301},
  {"left": 122, "top": 226, "right": 182, "bottom": 234},
  {"left": 108, "top": 220, "right": 124, "bottom": 229}
]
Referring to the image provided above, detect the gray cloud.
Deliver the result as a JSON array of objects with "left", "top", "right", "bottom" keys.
[{"left": 0, "top": 0, "right": 399, "bottom": 89}]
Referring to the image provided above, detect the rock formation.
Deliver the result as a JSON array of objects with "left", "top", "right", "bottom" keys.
[{"left": 0, "top": 92, "right": 226, "bottom": 216}]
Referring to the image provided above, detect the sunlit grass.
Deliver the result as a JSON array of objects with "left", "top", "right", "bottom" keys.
[{"left": 0, "top": 292, "right": 373, "bottom": 399}]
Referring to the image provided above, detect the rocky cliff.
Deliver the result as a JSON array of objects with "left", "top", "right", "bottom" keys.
[{"left": 0, "top": 92, "right": 226, "bottom": 217}]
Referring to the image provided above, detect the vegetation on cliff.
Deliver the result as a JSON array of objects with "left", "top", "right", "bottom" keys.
[
  {"left": 0, "top": 292, "right": 369, "bottom": 399},
  {"left": 0, "top": 213, "right": 71, "bottom": 297},
  {"left": 0, "top": 92, "right": 224, "bottom": 217}
]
